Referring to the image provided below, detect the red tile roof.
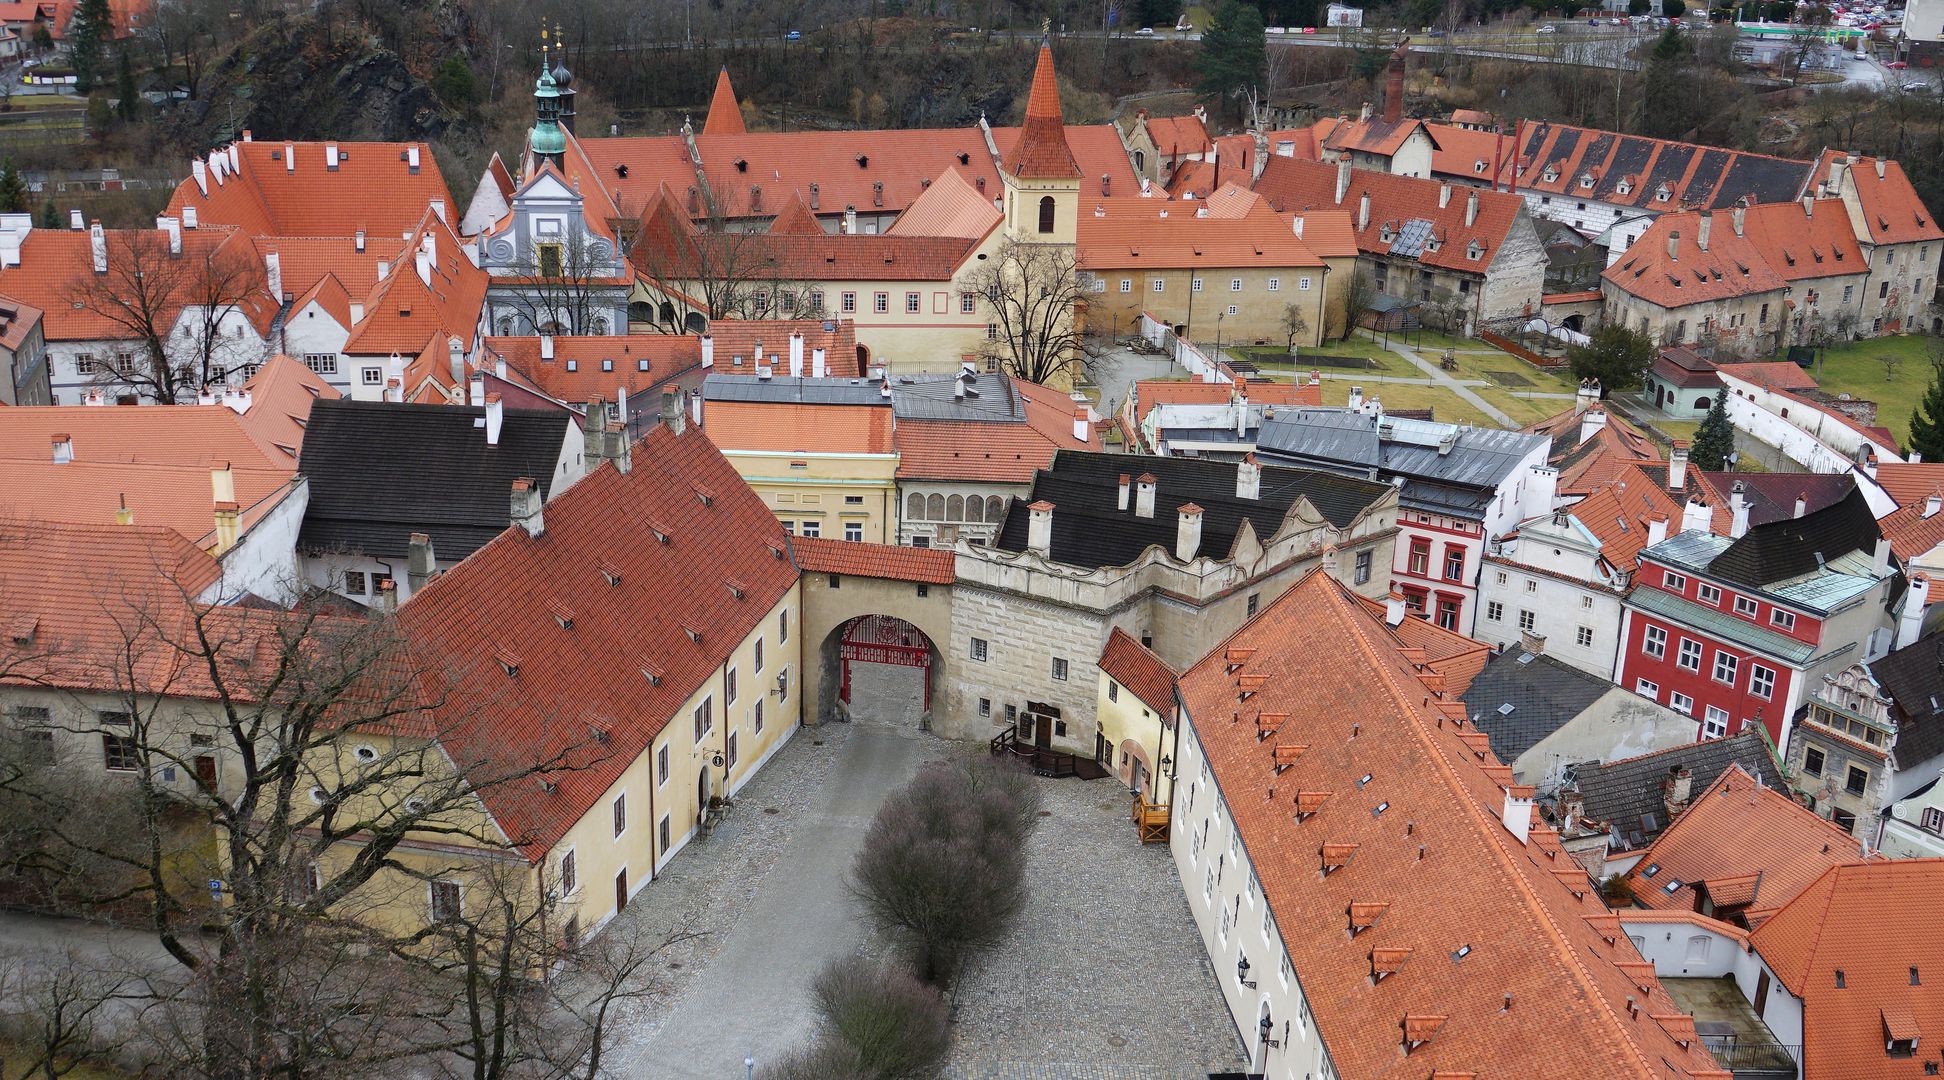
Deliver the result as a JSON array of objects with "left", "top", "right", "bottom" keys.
[
  {"left": 396, "top": 423, "right": 796, "bottom": 860},
  {"left": 1875, "top": 463, "right": 1944, "bottom": 508},
  {"left": 486, "top": 335, "right": 700, "bottom": 405},
  {"left": 1719, "top": 360, "right": 1818, "bottom": 393},
  {"left": 0, "top": 227, "right": 269, "bottom": 342},
  {"left": 632, "top": 195, "right": 982, "bottom": 283},
  {"left": 164, "top": 139, "right": 454, "bottom": 240},
  {"left": 703, "top": 399, "right": 893, "bottom": 455},
  {"left": 1878, "top": 499, "right": 1944, "bottom": 562},
  {"left": 0, "top": 399, "right": 299, "bottom": 544},
  {"left": 1739, "top": 199, "right": 1865, "bottom": 284},
  {"left": 894, "top": 378, "right": 1093, "bottom": 483},
  {"left": 1604, "top": 212, "right": 1790, "bottom": 309},
  {"left": 1624, "top": 765, "right": 1874, "bottom": 927},
  {"left": 1253, "top": 156, "right": 1525, "bottom": 273},
  {"left": 882, "top": 168, "right": 1003, "bottom": 240},
  {"left": 791, "top": 536, "right": 954, "bottom": 584},
  {"left": 1651, "top": 346, "right": 1721, "bottom": 389},
  {"left": 765, "top": 191, "right": 824, "bottom": 235},
  {"left": 999, "top": 43, "right": 1081, "bottom": 180},
  {"left": 1097, "top": 626, "right": 1176, "bottom": 714},
  {"left": 257, "top": 234, "right": 404, "bottom": 303},
  {"left": 1133, "top": 378, "right": 1321, "bottom": 426},
  {"left": 1748, "top": 859, "right": 1944, "bottom": 1080},
  {"left": 343, "top": 212, "right": 487, "bottom": 355},
  {"left": 1143, "top": 112, "right": 1211, "bottom": 158},
  {"left": 1320, "top": 115, "right": 1434, "bottom": 159},
  {"left": 703, "top": 68, "right": 745, "bottom": 136},
  {"left": 237, "top": 354, "right": 342, "bottom": 462},
  {"left": 709, "top": 319, "right": 863, "bottom": 377},
  {"left": 1350, "top": 593, "right": 1494, "bottom": 696},
  {"left": 1178, "top": 569, "right": 1731, "bottom": 1078},
  {"left": 1077, "top": 197, "right": 1325, "bottom": 271},
  {"left": 1815, "top": 151, "right": 1944, "bottom": 246}
]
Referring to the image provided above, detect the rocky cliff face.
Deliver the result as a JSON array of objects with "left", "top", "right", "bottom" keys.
[{"left": 162, "top": 15, "right": 467, "bottom": 151}]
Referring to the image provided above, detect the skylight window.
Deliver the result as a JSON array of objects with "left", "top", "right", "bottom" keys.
[
  {"left": 1642, "top": 863, "right": 1661, "bottom": 878},
  {"left": 1497, "top": 703, "right": 1516, "bottom": 716},
  {"left": 1663, "top": 879, "right": 1682, "bottom": 894}
]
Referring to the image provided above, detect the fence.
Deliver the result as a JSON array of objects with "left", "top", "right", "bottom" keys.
[
  {"left": 1139, "top": 311, "right": 1238, "bottom": 386},
  {"left": 1480, "top": 329, "right": 1566, "bottom": 369}
]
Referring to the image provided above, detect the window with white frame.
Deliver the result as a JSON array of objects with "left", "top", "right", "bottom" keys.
[
  {"left": 303, "top": 354, "right": 339, "bottom": 375},
  {"left": 1576, "top": 626, "right": 1594, "bottom": 647},
  {"left": 1518, "top": 609, "right": 1535, "bottom": 631},
  {"left": 1191, "top": 279, "right": 1203, "bottom": 293},
  {"left": 1664, "top": 571, "right": 1687, "bottom": 592},
  {"left": 1267, "top": 277, "right": 1280, "bottom": 291},
  {"left": 1229, "top": 278, "right": 1242, "bottom": 292},
  {"left": 1486, "top": 601, "right": 1503, "bottom": 622},
  {"left": 1771, "top": 609, "right": 1797, "bottom": 631},
  {"left": 1120, "top": 279, "right": 1132, "bottom": 293},
  {"left": 970, "top": 637, "right": 988, "bottom": 662},
  {"left": 1702, "top": 706, "right": 1729, "bottom": 739},
  {"left": 1712, "top": 652, "right": 1738, "bottom": 686},
  {"left": 1750, "top": 664, "right": 1776, "bottom": 699},
  {"left": 1670, "top": 691, "right": 1694, "bottom": 716},
  {"left": 1677, "top": 638, "right": 1703, "bottom": 671},
  {"left": 1152, "top": 279, "right": 1165, "bottom": 293},
  {"left": 1644, "top": 626, "right": 1667, "bottom": 659},
  {"left": 1298, "top": 276, "right": 1312, "bottom": 290},
  {"left": 1734, "top": 595, "right": 1758, "bottom": 618},
  {"left": 1636, "top": 678, "right": 1659, "bottom": 700},
  {"left": 1697, "top": 583, "right": 1721, "bottom": 605}
]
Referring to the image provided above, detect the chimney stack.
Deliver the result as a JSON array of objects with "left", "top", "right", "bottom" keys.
[
  {"left": 700, "top": 334, "right": 714, "bottom": 368},
  {"left": 1794, "top": 493, "right": 1808, "bottom": 519},
  {"left": 1117, "top": 473, "right": 1131, "bottom": 511},
  {"left": 1646, "top": 516, "right": 1669, "bottom": 549},
  {"left": 510, "top": 478, "right": 544, "bottom": 538},
  {"left": 1580, "top": 408, "right": 1608, "bottom": 446},
  {"left": 1385, "top": 589, "right": 1407, "bottom": 626},
  {"left": 1027, "top": 500, "right": 1055, "bottom": 556},
  {"left": 89, "top": 222, "right": 106, "bottom": 274},
  {"left": 1574, "top": 377, "right": 1601, "bottom": 415},
  {"left": 1335, "top": 158, "right": 1352, "bottom": 205},
  {"left": 114, "top": 498, "right": 133, "bottom": 526},
  {"left": 1697, "top": 213, "right": 1712, "bottom": 252},
  {"left": 1521, "top": 630, "right": 1546, "bottom": 655},
  {"left": 1927, "top": 491, "right": 1943, "bottom": 519},
  {"left": 1900, "top": 573, "right": 1932, "bottom": 648},
  {"left": 50, "top": 434, "right": 72, "bottom": 463},
  {"left": 156, "top": 215, "right": 181, "bottom": 255},
  {"left": 1668, "top": 440, "right": 1689, "bottom": 491},
  {"left": 607, "top": 421, "right": 633, "bottom": 475},
  {"left": 789, "top": 332, "right": 805, "bottom": 378},
  {"left": 264, "top": 250, "right": 282, "bottom": 299},
  {"left": 811, "top": 347, "right": 827, "bottom": 378},
  {"left": 1072, "top": 401, "right": 1090, "bottom": 443},
  {"left": 1465, "top": 189, "right": 1478, "bottom": 228},
  {"left": 1236, "top": 453, "right": 1261, "bottom": 500},
  {"left": 1134, "top": 473, "right": 1157, "bottom": 519},
  {"left": 211, "top": 462, "right": 239, "bottom": 554},
  {"left": 584, "top": 397, "right": 609, "bottom": 463},
  {"left": 1682, "top": 494, "right": 1712, "bottom": 535},
  {"left": 1501, "top": 785, "right": 1535, "bottom": 846},
  {"left": 468, "top": 371, "right": 485, "bottom": 407},
  {"left": 68, "top": 208, "right": 83, "bottom": 230},
  {"left": 484, "top": 392, "right": 504, "bottom": 446},
  {"left": 1663, "top": 767, "right": 1694, "bottom": 818},
  {"left": 1439, "top": 183, "right": 1452, "bottom": 209},
  {"left": 407, "top": 532, "right": 437, "bottom": 594},
  {"left": 1732, "top": 204, "right": 1745, "bottom": 237},
  {"left": 1383, "top": 45, "right": 1405, "bottom": 125},
  {"left": 1357, "top": 191, "right": 1371, "bottom": 231},
  {"left": 1667, "top": 230, "right": 1681, "bottom": 261},
  {"left": 1175, "top": 503, "right": 1204, "bottom": 563},
  {"left": 1729, "top": 481, "right": 1749, "bottom": 539},
  {"left": 661, "top": 389, "right": 687, "bottom": 435}
]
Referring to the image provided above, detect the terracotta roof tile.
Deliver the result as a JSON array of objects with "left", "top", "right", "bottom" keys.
[
  {"left": 764, "top": 190, "right": 824, "bottom": 235},
  {"left": 1815, "top": 151, "right": 1944, "bottom": 246},
  {"left": 1178, "top": 568, "right": 1729, "bottom": 1077},
  {"left": 703, "top": 399, "right": 893, "bottom": 455},
  {"left": 396, "top": 423, "right": 795, "bottom": 860},
  {"left": 883, "top": 168, "right": 1003, "bottom": 240},
  {"left": 1350, "top": 592, "right": 1493, "bottom": 696},
  {"left": 1254, "top": 156, "right": 1525, "bottom": 273},
  {"left": 1878, "top": 500, "right": 1944, "bottom": 562},
  {"left": 164, "top": 139, "right": 454, "bottom": 240},
  {"left": 1738, "top": 199, "right": 1865, "bottom": 284},
  {"left": 791, "top": 536, "right": 953, "bottom": 584},
  {"left": 1134, "top": 378, "right": 1321, "bottom": 427},
  {"left": 1078, "top": 197, "right": 1324, "bottom": 271},
  {"left": 488, "top": 335, "right": 699, "bottom": 405},
  {"left": 1097, "top": 626, "right": 1176, "bottom": 715},
  {"left": 1144, "top": 112, "right": 1211, "bottom": 157},
  {"left": 703, "top": 68, "right": 745, "bottom": 136},
  {"left": 0, "top": 227, "right": 269, "bottom": 342},
  {"left": 343, "top": 212, "right": 488, "bottom": 355},
  {"left": 1624, "top": 765, "right": 1875, "bottom": 926},
  {"left": 1719, "top": 361, "right": 1818, "bottom": 392},
  {"left": 1748, "top": 859, "right": 1944, "bottom": 1080},
  {"left": 1874, "top": 463, "right": 1944, "bottom": 508},
  {"left": 1603, "top": 212, "right": 1790, "bottom": 309},
  {"left": 1000, "top": 43, "right": 1081, "bottom": 179}
]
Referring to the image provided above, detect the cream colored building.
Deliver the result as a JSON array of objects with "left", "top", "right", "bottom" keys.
[{"left": 700, "top": 375, "right": 901, "bottom": 544}]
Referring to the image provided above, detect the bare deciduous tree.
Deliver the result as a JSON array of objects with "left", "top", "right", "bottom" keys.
[{"left": 966, "top": 239, "right": 1083, "bottom": 387}]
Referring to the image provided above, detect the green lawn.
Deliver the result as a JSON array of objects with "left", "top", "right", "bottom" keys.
[
  {"left": 1317, "top": 379, "right": 1518, "bottom": 429},
  {"left": 1787, "top": 336, "right": 1937, "bottom": 447}
]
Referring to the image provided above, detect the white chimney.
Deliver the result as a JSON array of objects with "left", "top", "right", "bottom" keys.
[
  {"left": 1875, "top": 537, "right": 1894, "bottom": 577},
  {"left": 1439, "top": 183, "right": 1452, "bottom": 209},
  {"left": 1646, "top": 516, "right": 1669, "bottom": 549},
  {"left": 325, "top": 143, "right": 339, "bottom": 170},
  {"left": 1465, "top": 190, "right": 1479, "bottom": 228},
  {"left": 1668, "top": 441, "right": 1690, "bottom": 491},
  {"left": 1899, "top": 574, "right": 1931, "bottom": 648},
  {"left": 540, "top": 334, "right": 555, "bottom": 360},
  {"left": 284, "top": 143, "right": 295, "bottom": 172},
  {"left": 1579, "top": 408, "right": 1608, "bottom": 445},
  {"left": 484, "top": 392, "right": 504, "bottom": 446},
  {"left": 1501, "top": 785, "right": 1535, "bottom": 845},
  {"left": 431, "top": 198, "right": 447, "bottom": 223},
  {"left": 1384, "top": 589, "right": 1406, "bottom": 626},
  {"left": 811, "top": 347, "right": 827, "bottom": 378},
  {"left": 196, "top": 386, "right": 216, "bottom": 405},
  {"left": 1667, "top": 230, "right": 1681, "bottom": 261},
  {"left": 1291, "top": 215, "right": 1305, "bottom": 238},
  {"left": 191, "top": 159, "right": 207, "bottom": 195},
  {"left": 510, "top": 477, "right": 544, "bottom": 538},
  {"left": 415, "top": 248, "right": 432, "bottom": 286},
  {"left": 49, "top": 434, "right": 72, "bottom": 463},
  {"left": 879, "top": 378, "right": 891, "bottom": 399},
  {"left": 468, "top": 371, "right": 485, "bottom": 407},
  {"left": 1729, "top": 481, "right": 1749, "bottom": 539},
  {"left": 1335, "top": 158, "right": 1352, "bottom": 205},
  {"left": 408, "top": 146, "right": 421, "bottom": 171},
  {"left": 1794, "top": 494, "right": 1808, "bottom": 519},
  {"left": 88, "top": 222, "right": 105, "bottom": 273},
  {"left": 226, "top": 143, "right": 239, "bottom": 174},
  {"left": 1176, "top": 503, "right": 1204, "bottom": 563},
  {"left": 1927, "top": 492, "right": 1943, "bottom": 519},
  {"left": 1072, "top": 401, "right": 1090, "bottom": 443},
  {"left": 182, "top": 206, "right": 198, "bottom": 229},
  {"left": 449, "top": 336, "right": 465, "bottom": 386},
  {"left": 156, "top": 216, "right": 181, "bottom": 254},
  {"left": 789, "top": 332, "right": 805, "bottom": 378},
  {"left": 1349, "top": 385, "right": 1365, "bottom": 412},
  {"left": 1681, "top": 495, "right": 1712, "bottom": 534},
  {"left": 227, "top": 388, "right": 252, "bottom": 415},
  {"left": 82, "top": 387, "right": 104, "bottom": 406},
  {"left": 1027, "top": 500, "right": 1055, "bottom": 556},
  {"left": 700, "top": 334, "right": 714, "bottom": 368},
  {"left": 1357, "top": 191, "right": 1371, "bottom": 231},
  {"left": 1236, "top": 454, "right": 1261, "bottom": 500},
  {"left": 264, "top": 250, "right": 282, "bottom": 299},
  {"left": 844, "top": 205, "right": 858, "bottom": 234},
  {"left": 1134, "top": 473, "right": 1157, "bottom": 519},
  {"left": 67, "top": 208, "right": 83, "bottom": 230},
  {"left": 1697, "top": 213, "right": 1712, "bottom": 252},
  {"left": 1117, "top": 473, "right": 1131, "bottom": 511}
]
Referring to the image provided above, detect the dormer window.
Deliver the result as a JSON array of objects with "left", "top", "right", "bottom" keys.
[
  {"left": 1473, "top": 159, "right": 1487, "bottom": 174},
  {"left": 1580, "top": 173, "right": 1595, "bottom": 190},
  {"left": 1542, "top": 165, "right": 1559, "bottom": 183},
  {"left": 1380, "top": 224, "right": 1396, "bottom": 243},
  {"left": 1467, "top": 240, "right": 1484, "bottom": 261},
  {"left": 1425, "top": 235, "right": 1442, "bottom": 253},
  {"left": 1655, "top": 184, "right": 1672, "bottom": 202},
  {"left": 1616, "top": 180, "right": 1633, "bottom": 196}
]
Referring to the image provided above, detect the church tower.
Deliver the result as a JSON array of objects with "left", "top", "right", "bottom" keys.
[
  {"left": 526, "top": 34, "right": 567, "bottom": 174},
  {"left": 551, "top": 23, "right": 577, "bottom": 135},
  {"left": 999, "top": 38, "right": 1082, "bottom": 246}
]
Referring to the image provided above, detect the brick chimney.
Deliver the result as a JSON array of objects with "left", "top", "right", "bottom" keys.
[
  {"left": 407, "top": 532, "right": 437, "bottom": 595},
  {"left": 1521, "top": 630, "right": 1546, "bottom": 655},
  {"left": 1134, "top": 473, "right": 1157, "bottom": 519},
  {"left": 1027, "top": 499, "right": 1055, "bottom": 556},
  {"left": 1176, "top": 503, "right": 1204, "bottom": 562},
  {"left": 1384, "top": 45, "right": 1406, "bottom": 125},
  {"left": 510, "top": 477, "right": 544, "bottom": 538},
  {"left": 1662, "top": 766, "right": 1694, "bottom": 819}
]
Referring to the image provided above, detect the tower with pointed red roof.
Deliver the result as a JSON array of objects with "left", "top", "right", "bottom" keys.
[
  {"left": 999, "top": 39, "right": 1081, "bottom": 245},
  {"left": 703, "top": 68, "right": 745, "bottom": 136}
]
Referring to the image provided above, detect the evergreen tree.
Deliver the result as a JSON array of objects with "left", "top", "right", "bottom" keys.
[
  {"left": 1566, "top": 323, "right": 1656, "bottom": 393},
  {"left": 68, "top": 0, "right": 113, "bottom": 92},
  {"left": 115, "top": 49, "right": 137, "bottom": 122},
  {"left": 39, "top": 199, "right": 60, "bottom": 229},
  {"left": 432, "top": 56, "right": 478, "bottom": 110},
  {"left": 1691, "top": 397, "right": 1736, "bottom": 472},
  {"left": 84, "top": 95, "right": 112, "bottom": 141},
  {"left": 1196, "top": 0, "right": 1265, "bottom": 123},
  {"left": 0, "top": 159, "right": 27, "bottom": 214},
  {"left": 1910, "top": 361, "right": 1944, "bottom": 464},
  {"left": 1637, "top": 28, "right": 1694, "bottom": 139}
]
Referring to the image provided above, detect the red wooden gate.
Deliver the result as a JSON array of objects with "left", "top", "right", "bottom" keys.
[{"left": 839, "top": 615, "right": 932, "bottom": 708}]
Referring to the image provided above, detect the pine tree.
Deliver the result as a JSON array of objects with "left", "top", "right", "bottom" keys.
[
  {"left": 1195, "top": 0, "right": 1265, "bottom": 123},
  {"left": 1636, "top": 28, "right": 1694, "bottom": 139},
  {"left": 0, "top": 159, "right": 27, "bottom": 214},
  {"left": 115, "top": 50, "right": 137, "bottom": 122},
  {"left": 1691, "top": 397, "right": 1736, "bottom": 472},
  {"left": 1911, "top": 362, "right": 1944, "bottom": 464},
  {"left": 39, "top": 199, "right": 60, "bottom": 229},
  {"left": 69, "top": 0, "right": 113, "bottom": 92}
]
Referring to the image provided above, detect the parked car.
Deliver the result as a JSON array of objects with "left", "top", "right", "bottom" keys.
[
  {"left": 1537, "top": 23, "right": 1558, "bottom": 32},
  {"left": 1135, "top": 26, "right": 1154, "bottom": 34},
  {"left": 784, "top": 29, "right": 802, "bottom": 40}
]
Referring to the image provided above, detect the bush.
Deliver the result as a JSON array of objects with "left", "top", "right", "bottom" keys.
[
  {"left": 850, "top": 758, "right": 1037, "bottom": 986},
  {"left": 808, "top": 957, "right": 950, "bottom": 1079},
  {"left": 763, "top": 1039, "right": 867, "bottom": 1080}
]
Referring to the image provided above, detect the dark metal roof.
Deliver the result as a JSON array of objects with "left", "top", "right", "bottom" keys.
[
  {"left": 991, "top": 449, "right": 1391, "bottom": 569},
  {"left": 703, "top": 373, "right": 888, "bottom": 405},
  {"left": 890, "top": 372, "right": 1027, "bottom": 421},
  {"left": 1706, "top": 484, "right": 1882, "bottom": 589},
  {"left": 1577, "top": 730, "right": 1785, "bottom": 846},
  {"left": 1871, "top": 631, "right": 1944, "bottom": 768},
  {"left": 296, "top": 399, "right": 571, "bottom": 561},
  {"left": 1462, "top": 647, "right": 1614, "bottom": 763},
  {"left": 1254, "top": 408, "right": 1548, "bottom": 516}
]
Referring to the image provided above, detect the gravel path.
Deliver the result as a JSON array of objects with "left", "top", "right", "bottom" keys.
[{"left": 942, "top": 775, "right": 1247, "bottom": 1079}]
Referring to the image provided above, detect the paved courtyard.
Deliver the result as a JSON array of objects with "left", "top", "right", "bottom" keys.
[{"left": 599, "top": 719, "right": 1244, "bottom": 1079}]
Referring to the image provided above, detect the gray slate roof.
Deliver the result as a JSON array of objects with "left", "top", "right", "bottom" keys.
[
  {"left": 890, "top": 372, "right": 1030, "bottom": 422},
  {"left": 703, "top": 373, "right": 888, "bottom": 406},
  {"left": 1255, "top": 407, "right": 1548, "bottom": 517},
  {"left": 1576, "top": 729, "right": 1785, "bottom": 848},
  {"left": 1870, "top": 630, "right": 1944, "bottom": 769},
  {"left": 1462, "top": 647, "right": 1613, "bottom": 763}
]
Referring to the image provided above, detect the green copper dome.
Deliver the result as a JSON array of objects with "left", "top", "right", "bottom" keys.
[{"left": 528, "top": 67, "right": 566, "bottom": 157}]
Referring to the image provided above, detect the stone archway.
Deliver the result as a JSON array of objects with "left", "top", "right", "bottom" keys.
[{"left": 819, "top": 614, "right": 940, "bottom": 730}]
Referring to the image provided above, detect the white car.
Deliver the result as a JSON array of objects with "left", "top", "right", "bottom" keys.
[
  {"left": 1537, "top": 23, "right": 1558, "bottom": 32},
  {"left": 1135, "top": 26, "right": 1154, "bottom": 34}
]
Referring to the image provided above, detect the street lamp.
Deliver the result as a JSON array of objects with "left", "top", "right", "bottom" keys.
[
  {"left": 1215, "top": 310, "right": 1227, "bottom": 362},
  {"left": 1237, "top": 955, "right": 1257, "bottom": 988}
]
